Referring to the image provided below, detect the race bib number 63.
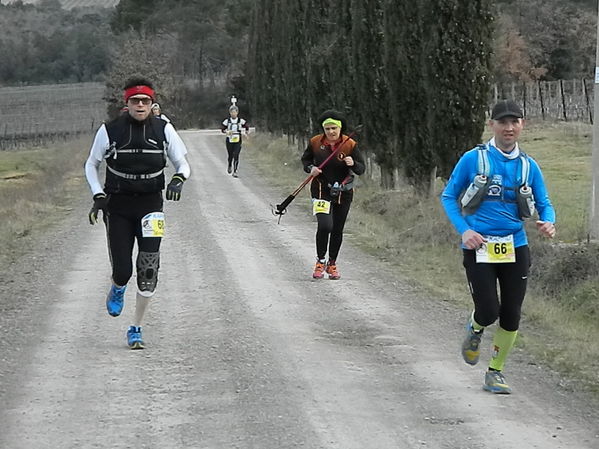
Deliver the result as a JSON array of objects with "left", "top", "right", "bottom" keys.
[
  {"left": 475, "top": 234, "right": 515, "bottom": 263},
  {"left": 141, "top": 212, "right": 165, "bottom": 238}
]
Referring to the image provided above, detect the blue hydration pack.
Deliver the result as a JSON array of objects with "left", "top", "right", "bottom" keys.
[{"left": 460, "top": 144, "right": 534, "bottom": 219}]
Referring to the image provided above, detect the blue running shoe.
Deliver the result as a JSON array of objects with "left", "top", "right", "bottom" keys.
[
  {"left": 127, "top": 326, "right": 144, "bottom": 350},
  {"left": 106, "top": 284, "right": 126, "bottom": 317},
  {"left": 483, "top": 370, "right": 512, "bottom": 394},
  {"left": 461, "top": 322, "right": 483, "bottom": 365}
]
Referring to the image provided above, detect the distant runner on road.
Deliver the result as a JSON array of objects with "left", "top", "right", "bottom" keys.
[
  {"left": 151, "top": 102, "right": 171, "bottom": 124},
  {"left": 221, "top": 105, "right": 249, "bottom": 178},
  {"left": 84, "top": 77, "right": 191, "bottom": 349},
  {"left": 441, "top": 99, "right": 556, "bottom": 394},
  {"left": 301, "top": 110, "right": 365, "bottom": 280}
]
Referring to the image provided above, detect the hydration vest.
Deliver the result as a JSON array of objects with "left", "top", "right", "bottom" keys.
[
  {"left": 104, "top": 115, "right": 168, "bottom": 194},
  {"left": 460, "top": 144, "right": 535, "bottom": 219},
  {"left": 226, "top": 117, "right": 245, "bottom": 138}
]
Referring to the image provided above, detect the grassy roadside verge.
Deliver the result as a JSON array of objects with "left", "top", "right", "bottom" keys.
[
  {"left": 244, "top": 122, "right": 599, "bottom": 393},
  {"left": 0, "top": 136, "right": 90, "bottom": 267}
]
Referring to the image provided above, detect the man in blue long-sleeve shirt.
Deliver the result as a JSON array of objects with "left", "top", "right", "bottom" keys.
[{"left": 441, "top": 99, "right": 556, "bottom": 394}]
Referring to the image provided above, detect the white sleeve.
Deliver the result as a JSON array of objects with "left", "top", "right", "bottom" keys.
[
  {"left": 161, "top": 114, "right": 171, "bottom": 123},
  {"left": 165, "top": 123, "right": 191, "bottom": 179},
  {"left": 84, "top": 124, "right": 109, "bottom": 196}
]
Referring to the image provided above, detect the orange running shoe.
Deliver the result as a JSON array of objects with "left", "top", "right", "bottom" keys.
[
  {"left": 326, "top": 260, "right": 340, "bottom": 280},
  {"left": 312, "top": 260, "right": 326, "bottom": 279}
]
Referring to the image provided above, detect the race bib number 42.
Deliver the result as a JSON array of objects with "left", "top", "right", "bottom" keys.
[
  {"left": 475, "top": 234, "right": 515, "bottom": 263},
  {"left": 141, "top": 212, "right": 165, "bottom": 238},
  {"left": 312, "top": 199, "right": 331, "bottom": 215}
]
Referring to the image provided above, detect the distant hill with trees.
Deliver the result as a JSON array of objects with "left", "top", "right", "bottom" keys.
[
  {"left": 1, "top": 0, "right": 594, "bottom": 87},
  {"left": 494, "top": 0, "right": 596, "bottom": 82},
  {"left": 0, "top": 0, "right": 118, "bottom": 8},
  {"left": 0, "top": 0, "right": 112, "bottom": 85},
  {"left": 0, "top": 0, "right": 596, "bottom": 155}
]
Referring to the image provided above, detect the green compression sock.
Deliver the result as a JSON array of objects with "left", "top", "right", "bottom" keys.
[{"left": 489, "top": 327, "right": 518, "bottom": 372}]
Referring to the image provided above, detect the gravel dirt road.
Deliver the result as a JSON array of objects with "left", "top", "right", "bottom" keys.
[{"left": 0, "top": 131, "right": 598, "bottom": 449}]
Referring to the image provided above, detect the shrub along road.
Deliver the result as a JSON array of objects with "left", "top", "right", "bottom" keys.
[{"left": 0, "top": 131, "right": 597, "bottom": 448}]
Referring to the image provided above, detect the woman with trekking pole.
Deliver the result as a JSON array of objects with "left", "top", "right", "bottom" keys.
[{"left": 300, "top": 110, "right": 365, "bottom": 280}]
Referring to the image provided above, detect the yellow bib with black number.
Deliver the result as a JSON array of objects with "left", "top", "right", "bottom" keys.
[
  {"left": 229, "top": 134, "right": 240, "bottom": 143},
  {"left": 476, "top": 234, "right": 515, "bottom": 263},
  {"left": 141, "top": 212, "right": 165, "bottom": 238},
  {"left": 312, "top": 199, "right": 331, "bottom": 215}
]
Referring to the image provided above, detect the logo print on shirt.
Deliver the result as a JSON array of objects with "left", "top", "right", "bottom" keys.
[
  {"left": 488, "top": 175, "right": 503, "bottom": 197},
  {"left": 488, "top": 184, "right": 502, "bottom": 197}
]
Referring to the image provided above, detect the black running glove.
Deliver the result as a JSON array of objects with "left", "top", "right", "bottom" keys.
[
  {"left": 88, "top": 193, "right": 108, "bottom": 225},
  {"left": 166, "top": 174, "right": 186, "bottom": 201}
]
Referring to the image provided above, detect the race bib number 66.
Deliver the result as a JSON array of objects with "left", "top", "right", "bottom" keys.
[
  {"left": 141, "top": 212, "right": 165, "bottom": 238},
  {"left": 475, "top": 234, "right": 515, "bottom": 263}
]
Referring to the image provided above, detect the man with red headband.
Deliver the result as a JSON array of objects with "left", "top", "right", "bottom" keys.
[{"left": 84, "top": 77, "right": 191, "bottom": 350}]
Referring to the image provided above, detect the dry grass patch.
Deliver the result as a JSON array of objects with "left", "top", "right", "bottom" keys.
[{"left": 0, "top": 137, "right": 89, "bottom": 264}]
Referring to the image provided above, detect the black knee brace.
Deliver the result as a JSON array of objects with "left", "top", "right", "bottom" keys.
[{"left": 136, "top": 251, "right": 160, "bottom": 293}]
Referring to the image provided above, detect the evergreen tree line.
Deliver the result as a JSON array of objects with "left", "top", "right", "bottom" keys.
[
  {"left": 0, "top": 0, "right": 596, "bottom": 145},
  {"left": 246, "top": 0, "right": 494, "bottom": 188},
  {"left": 0, "top": 0, "right": 112, "bottom": 85},
  {"left": 0, "top": 0, "right": 251, "bottom": 89},
  {"left": 104, "top": 0, "right": 252, "bottom": 126},
  {"left": 0, "top": 0, "right": 252, "bottom": 128},
  {"left": 493, "top": 0, "right": 596, "bottom": 82}
]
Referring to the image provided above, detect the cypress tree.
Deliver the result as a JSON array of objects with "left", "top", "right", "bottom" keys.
[
  {"left": 247, "top": 0, "right": 493, "bottom": 190},
  {"left": 423, "top": 0, "right": 493, "bottom": 181},
  {"left": 351, "top": 0, "right": 392, "bottom": 187},
  {"left": 384, "top": 0, "right": 426, "bottom": 188},
  {"left": 385, "top": 0, "right": 493, "bottom": 190},
  {"left": 247, "top": 0, "right": 277, "bottom": 130}
]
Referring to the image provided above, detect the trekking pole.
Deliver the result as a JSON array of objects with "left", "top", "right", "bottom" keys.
[{"left": 272, "top": 131, "right": 357, "bottom": 219}]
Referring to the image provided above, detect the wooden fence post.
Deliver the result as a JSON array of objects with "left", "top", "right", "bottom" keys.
[
  {"left": 538, "top": 80, "right": 546, "bottom": 120},
  {"left": 522, "top": 82, "right": 527, "bottom": 117},
  {"left": 584, "top": 78, "right": 593, "bottom": 124},
  {"left": 560, "top": 79, "right": 568, "bottom": 121}
]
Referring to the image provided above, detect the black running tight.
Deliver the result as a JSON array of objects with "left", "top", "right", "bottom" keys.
[
  {"left": 104, "top": 193, "right": 163, "bottom": 287},
  {"left": 226, "top": 141, "right": 242, "bottom": 171},
  {"left": 462, "top": 245, "right": 531, "bottom": 332},
  {"left": 315, "top": 200, "right": 352, "bottom": 261}
]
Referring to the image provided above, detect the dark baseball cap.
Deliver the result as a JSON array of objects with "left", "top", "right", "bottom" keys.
[{"left": 491, "top": 100, "right": 523, "bottom": 120}]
